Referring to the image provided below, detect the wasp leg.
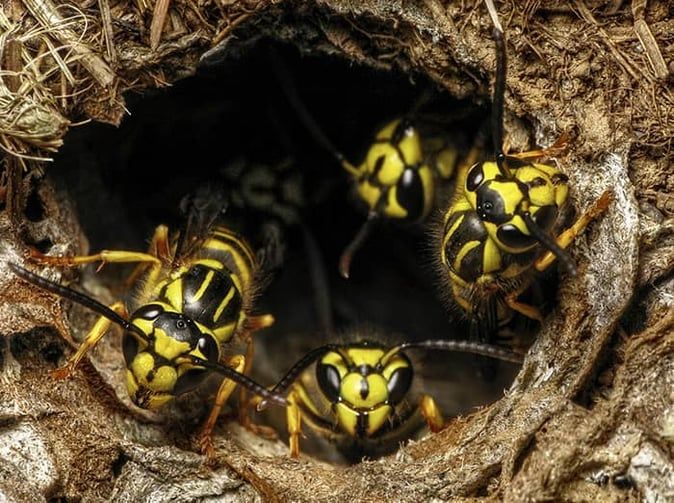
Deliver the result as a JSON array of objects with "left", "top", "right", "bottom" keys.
[
  {"left": 535, "top": 190, "right": 613, "bottom": 273},
  {"left": 237, "top": 333, "right": 278, "bottom": 440},
  {"left": 506, "top": 132, "right": 572, "bottom": 161},
  {"left": 419, "top": 394, "right": 445, "bottom": 433},
  {"left": 286, "top": 388, "right": 303, "bottom": 458},
  {"left": 28, "top": 248, "right": 160, "bottom": 271},
  {"left": 52, "top": 301, "right": 127, "bottom": 380},
  {"left": 504, "top": 287, "right": 544, "bottom": 323},
  {"left": 123, "top": 225, "right": 171, "bottom": 288},
  {"left": 198, "top": 354, "right": 246, "bottom": 461}
]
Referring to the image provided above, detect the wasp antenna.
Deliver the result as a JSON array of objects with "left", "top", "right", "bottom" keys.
[
  {"left": 268, "top": 47, "right": 358, "bottom": 176},
  {"left": 339, "top": 212, "right": 379, "bottom": 279},
  {"left": 395, "top": 339, "right": 524, "bottom": 364},
  {"left": 9, "top": 263, "right": 143, "bottom": 336},
  {"left": 522, "top": 213, "right": 577, "bottom": 276},
  {"left": 484, "top": 0, "right": 509, "bottom": 176},
  {"left": 185, "top": 355, "right": 288, "bottom": 407},
  {"left": 257, "top": 344, "right": 339, "bottom": 411}
]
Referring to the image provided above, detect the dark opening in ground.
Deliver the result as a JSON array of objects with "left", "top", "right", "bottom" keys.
[{"left": 48, "top": 39, "right": 522, "bottom": 463}]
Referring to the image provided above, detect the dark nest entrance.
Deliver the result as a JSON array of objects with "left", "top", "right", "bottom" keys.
[
  {"left": 0, "top": 1, "right": 672, "bottom": 500},
  {"left": 49, "top": 39, "right": 518, "bottom": 463}
]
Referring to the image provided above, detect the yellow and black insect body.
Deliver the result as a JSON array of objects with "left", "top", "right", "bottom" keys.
[
  {"left": 259, "top": 337, "right": 522, "bottom": 459},
  {"left": 271, "top": 52, "right": 460, "bottom": 278},
  {"left": 11, "top": 191, "right": 286, "bottom": 458},
  {"left": 436, "top": 1, "right": 613, "bottom": 341}
]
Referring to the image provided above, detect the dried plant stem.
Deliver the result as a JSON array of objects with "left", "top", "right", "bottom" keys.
[{"left": 22, "top": 0, "right": 115, "bottom": 87}]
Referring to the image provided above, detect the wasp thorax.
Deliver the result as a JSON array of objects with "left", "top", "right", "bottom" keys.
[{"left": 123, "top": 302, "right": 220, "bottom": 409}]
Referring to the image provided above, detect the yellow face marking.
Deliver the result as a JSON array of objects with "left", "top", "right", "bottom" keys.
[
  {"left": 150, "top": 365, "right": 178, "bottom": 392},
  {"left": 366, "top": 405, "right": 393, "bottom": 436},
  {"left": 396, "top": 126, "right": 423, "bottom": 166},
  {"left": 126, "top": 369, "right": 139, "bottom": 397},
  {"left": 345, "top": 347, "right": 385, "bottom": 367},
  {"left": 130, "top": 352, "right": 154, "bottom": 384},
  {"left": 340, "top": 373, "right": 388, "bottom": 408},
  {"left": 335, "top": 402, "right": 359, "bottom": 436},
  {"left": 367, "top": 142, "right": 404, "bottom": 186},
  {"left": 213, "top": 286, "right": 236, "bottom": 323},
  {"left": 489, "top": 180, "right": 524, "bottom": 215},
  {"left": 334, "top": 402, "right": 393, "bottom": 437},
  {"left": 153, "top": 329, "right": 191, "bottom": 361},
  {"left": 356, "top": 181, "right": 382, "bottom": 212},
  {"left": 381, "top": 355, "right": 408, "bottom": 379},
  {"left": 131, "top": 318, "right": 154, "bottom": 337},
  {"left": 321, "top": 351, "right": 348, "bottom": 378}
]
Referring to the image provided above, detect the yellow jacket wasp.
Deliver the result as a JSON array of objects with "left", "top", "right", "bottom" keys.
[
  {"left": 438, "top": 0, "right": 612, "bottom": 339},
  {"left": 11, "top": 187, "right": 286, "bottom": 458},
  {"left": 270, "top": 50, "right": 459, "bottom": 279},
  {"left": 258, "top": 336, "right": 522, "bottom": 458}
]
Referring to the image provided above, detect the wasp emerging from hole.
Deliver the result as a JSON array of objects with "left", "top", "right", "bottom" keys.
[
  {"left": 437, "top": 0, "right": 613, "bottom": 340},
  {"left": 270, "top": 50, "right": 461, "bottom": 278},
  {"left": 256, "top": 334, "right": 522, "bottom": 459},
  {"left": 10, "top": 187, "right": 287, "bottom": 458}
]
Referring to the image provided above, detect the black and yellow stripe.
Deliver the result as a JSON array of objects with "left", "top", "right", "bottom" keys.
[
  {"left": 152, "top": 226, "right": 256, "bottom": 344},
  {"left": 353, "top": 119, "right": 452, "bottom": 222}
]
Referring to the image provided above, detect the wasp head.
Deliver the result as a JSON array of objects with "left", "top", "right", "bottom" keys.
[{"left": 123, "top": 302, "right": 220, "bottom": 409}]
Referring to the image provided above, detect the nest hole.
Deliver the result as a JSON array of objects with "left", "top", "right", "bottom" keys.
[{"left": 45, "top": 38, "right": 552, "bottom": 464}]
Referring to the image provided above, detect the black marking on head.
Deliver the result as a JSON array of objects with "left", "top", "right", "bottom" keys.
[
  {"left": 359, "top": 377, "right": 369, "bottom": 400},
  {"left": 197, "top": 336, "right": 219, "bottom": 362},
  {"left": 316, "top": 362, "right": 342, "bottom": 403},
  {"left": 466, "top": 164, "right": 485, "bottom": 192},
  {"left": 396, "top": 167, "right": 425, "bottom": 221},
  {"left": 497, "top": 224, "right": 537, "bottom": 250},
  {"left": 386, "top": 365, "right": 413, "bottom": 405},
  {"left": 122, "top": 332, "right": 139, "bottom": 366},
  {"left": 153, "top": 312, "right": 202, "bottom": 345},
  {"left": 356, "top": 412, "right": 368, "bottom": 438},
  {"left": 532, "top": 205, "right": 558, "bottom": 232},
  {"left": 476, "top": 184, "right": 509, "bottom": 223}
]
